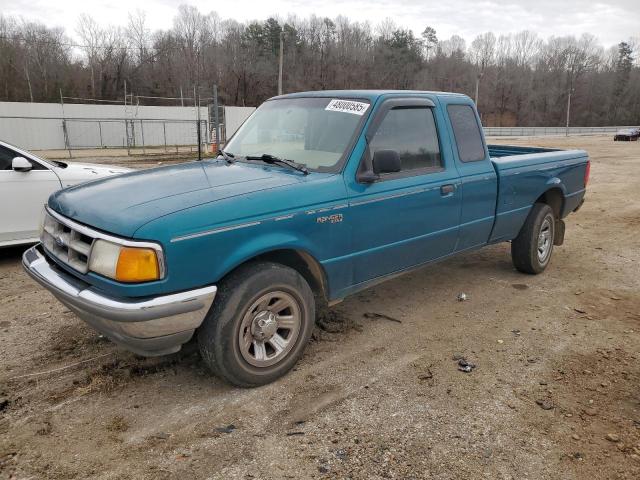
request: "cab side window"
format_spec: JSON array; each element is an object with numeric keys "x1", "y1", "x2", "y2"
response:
[
  {"x1": 369, "y1": 107, "x2": 442, "y2": 173},
  {"x1": 447, "y1": 105, "x2": 486, "y2": 162}
]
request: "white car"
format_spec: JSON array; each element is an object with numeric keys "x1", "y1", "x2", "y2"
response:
[{"x1": 0, "y1": 140, "x2": 131, "y2": 247}]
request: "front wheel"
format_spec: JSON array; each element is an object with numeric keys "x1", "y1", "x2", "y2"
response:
[
  {"x1": 511, "y1": 203, "x2": 556, "y2": 274},
  {"x1": 197, "y1": 262, "x2": 315, "y2": 387}
]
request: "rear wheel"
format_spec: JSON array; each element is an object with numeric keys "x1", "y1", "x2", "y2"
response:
[
  {"x1": 197, "y1": 262, "x2": 315, "y2": 387},
  {"x1": 511, "y1": 203, "x2": 555, "y2": 274}
]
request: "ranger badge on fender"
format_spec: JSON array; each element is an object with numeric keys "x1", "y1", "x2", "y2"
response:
[{"x1": 316, "y1": 213, "x2": 343, "y2": 224}]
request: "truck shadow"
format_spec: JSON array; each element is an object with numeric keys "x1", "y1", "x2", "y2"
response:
[{"x1": 0, "y1": 243, "x2": 33, "y2": 266}]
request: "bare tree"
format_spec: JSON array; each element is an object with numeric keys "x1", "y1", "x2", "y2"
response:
[
  {"x1": 127, "y1": 10, "x2": 150, "y2": 65},
  {"x1": 470, "y1": 32, "x2": 496, "y2": 107},
  {"x1": 1, "y1": 9, "x2": 639, "y2": 127},
  {"x1": 438, "y1": 35, "x2": 466, "y2": 57},
  {"x1": 76, "y1": 14, "x2": 104, "y2": 97},
  {"x1": 421, "y1": 26, "x2": 438, "y2": 60}
]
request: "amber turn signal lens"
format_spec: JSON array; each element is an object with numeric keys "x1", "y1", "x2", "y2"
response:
[{"x1": 115, "y1": 247, "x2": 160, "y2": 282}]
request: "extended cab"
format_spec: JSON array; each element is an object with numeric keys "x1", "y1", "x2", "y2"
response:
[{"x1": 23, "y1": 91, "x2": 589, "y2": 386}]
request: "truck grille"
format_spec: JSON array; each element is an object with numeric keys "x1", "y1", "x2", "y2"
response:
[{"x1": 41, "y1": 210, "x2": 94, "y2": 274}]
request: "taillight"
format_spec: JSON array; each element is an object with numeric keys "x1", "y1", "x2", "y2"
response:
[{"x1": 584, "y1": 160, "x2": 590, "y2": 187}]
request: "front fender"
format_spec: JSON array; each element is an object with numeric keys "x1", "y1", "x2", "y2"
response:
[
  {"x1": 212, "y1": 230, "x2": 321, "y2": 280},
  {"x1": 152, "y1": 206, "x2": 349, "y2": 299}
]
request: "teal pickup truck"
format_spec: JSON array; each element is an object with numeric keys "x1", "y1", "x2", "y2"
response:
[{"x1": 23, "y1": 90, "x2": 589, "y2": 386}]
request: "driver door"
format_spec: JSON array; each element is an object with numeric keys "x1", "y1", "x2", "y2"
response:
[
  {"x1": 0, "y1": 145, "x2": 61, "y2": 244},
  {"x1": 345, "y1": 97, "x2": 462, "y2": 285}
]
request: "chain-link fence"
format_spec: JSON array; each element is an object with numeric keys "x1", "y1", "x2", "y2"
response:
[
  {"x1": 484, "y1": 126, "x2": 635, "y2": 137},
  {"x1": 0, "y1": 101, "x2": 244, "y2": 156},
  {"x1": 63, "y1": 118, "x2": 209, "y2": 154}
]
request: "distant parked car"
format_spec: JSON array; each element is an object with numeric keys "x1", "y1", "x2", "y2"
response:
[
  {"x1": 613, "y1": 128, "x2": 640, "y2": 141},
  {"x1": 0, "y1": 140, "x2": 130, "y2": 247}
]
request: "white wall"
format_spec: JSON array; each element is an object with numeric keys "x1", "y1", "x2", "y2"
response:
[
  {"x1": 223, "y1": 106, "x2": 255, "y2": 140},
  {"x1": 0, "y1": 102, "x2": 253, "y2": 151},
  {"x1": 0, "y1": 102, "x2": 209, "y2": 120},
  {"x1": 0, "y1": 102, "x2": 67, "y2": 150}
]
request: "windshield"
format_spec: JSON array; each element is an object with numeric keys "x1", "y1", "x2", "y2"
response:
[{"x1": 224, "y1": 97, "x2": 370, "y2": 172}]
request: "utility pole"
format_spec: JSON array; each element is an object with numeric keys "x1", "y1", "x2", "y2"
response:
[
  {"x1": 60, "y1": 88, "x2": 72, "y2": 159},
  {"x1": 565, "y1": 89, "x2": 572, "y2": 137},
  {"x1": 195, "y1": 86, "x2": 202, "y2": 161},
  {"x1": 474, "y1": 72, "x2": 483, "y2": 107},
  {"x1": 213, "y1": 84, "x2": 220, "y2": 153},
  {"x1": 124, "y1": 80, "x2": 130, "y2": 155},
  {"x1": 278, "y1": 29, "x2": 284, "y2": 95}
]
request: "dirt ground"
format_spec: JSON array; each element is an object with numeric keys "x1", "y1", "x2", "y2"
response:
[{"x1": 1, "y1": 135, "x2": 639, "y2": 479}]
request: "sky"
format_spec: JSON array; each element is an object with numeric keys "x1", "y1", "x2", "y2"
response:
[{"x1": 5, "y1": 0, "x2": 640, "y2": 47}]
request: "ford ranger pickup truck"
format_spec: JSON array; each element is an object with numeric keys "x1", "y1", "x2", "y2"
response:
[{"x1": 23, "y1": 90, "x2": 589, "y2": 386}]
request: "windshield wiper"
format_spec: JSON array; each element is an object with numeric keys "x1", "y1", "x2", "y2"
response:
[
  {"x1": 244, "y1": 154, "x2": 309, "y2": 175},
  {"x1": 218, "y1": 150, "x2": 235, "y2": 164}
]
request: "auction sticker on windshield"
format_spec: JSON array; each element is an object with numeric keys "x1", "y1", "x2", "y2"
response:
[{"x1": 325, "y1": 99, "x2": 370, "y2": 115}]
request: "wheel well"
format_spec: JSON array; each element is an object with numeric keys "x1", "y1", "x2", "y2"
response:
[
  {"x1": 239, "y1": 249, "x2": 329, "y2": 304},
  {"x1": 535, "y1": 188, "x2": 564, "y2": 218}
]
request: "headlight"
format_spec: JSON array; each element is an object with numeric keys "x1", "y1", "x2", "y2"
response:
[{"x1": 89, "y1": 239, "x2": 161, "y2": 283}]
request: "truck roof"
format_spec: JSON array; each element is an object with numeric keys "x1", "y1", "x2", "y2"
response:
[{"x1": 272, "y1": 90, "x2": 470, "y2": 102}]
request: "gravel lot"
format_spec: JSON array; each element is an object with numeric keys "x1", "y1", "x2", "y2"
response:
[{"x1": 1, "y1": 136, "x2": 638, "y2": 479}]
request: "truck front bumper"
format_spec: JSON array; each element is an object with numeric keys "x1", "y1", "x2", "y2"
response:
[{"x1": 22, "y1": 244, "x2": 217, "y2": 357}]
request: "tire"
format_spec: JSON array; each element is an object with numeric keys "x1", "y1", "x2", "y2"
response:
[
  {"x1": 511, "y1": 203, "x2": 556, "y2": 274},
  {"x1": 197, "y1": 261, "x2": 315, "y2": 387}
]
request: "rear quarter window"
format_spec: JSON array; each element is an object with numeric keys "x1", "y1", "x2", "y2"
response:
[{"x1": 447, "y1": 105, "x2": 486, "y2": 162}]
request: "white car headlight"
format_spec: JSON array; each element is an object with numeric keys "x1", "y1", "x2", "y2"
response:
[
  {"x1": 89, "y1": 239, "x2": 162, "y2": 283},
  {"x1": 89, "y1": 240, "x2": 122, "y2": 278}
]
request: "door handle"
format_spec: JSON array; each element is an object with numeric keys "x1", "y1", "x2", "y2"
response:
[{"x1": 441, "y1": 184, "x2": 455, "y2": 196}]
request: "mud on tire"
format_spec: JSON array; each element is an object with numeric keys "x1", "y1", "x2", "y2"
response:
[{"x1": 197, "y1": 261, "x2": 315, "y2": 387}]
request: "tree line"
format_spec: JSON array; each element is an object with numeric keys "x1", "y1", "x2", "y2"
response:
[{"x1": 1, "y1": 6, "x2": 638, "y2": 126}]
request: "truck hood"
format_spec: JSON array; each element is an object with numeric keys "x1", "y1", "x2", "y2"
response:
[{"x1": 48, "y1": 160, "x2": 310, "y2": 237}]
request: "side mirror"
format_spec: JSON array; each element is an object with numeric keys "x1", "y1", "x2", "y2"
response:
[
  {"x1": 372, "y1": 149, "x2": 401, "y2": 174},
  {"x1": 12, "y1": 157, "x2": 32, "y2": 172}
]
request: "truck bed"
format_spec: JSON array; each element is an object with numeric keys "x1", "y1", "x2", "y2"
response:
[
  {"x1": 487, "y1": 145, "x2": 589, "y2": 243},
  {"x1": 488, "y1": 144, "x2": 559, "y2": 158}
]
